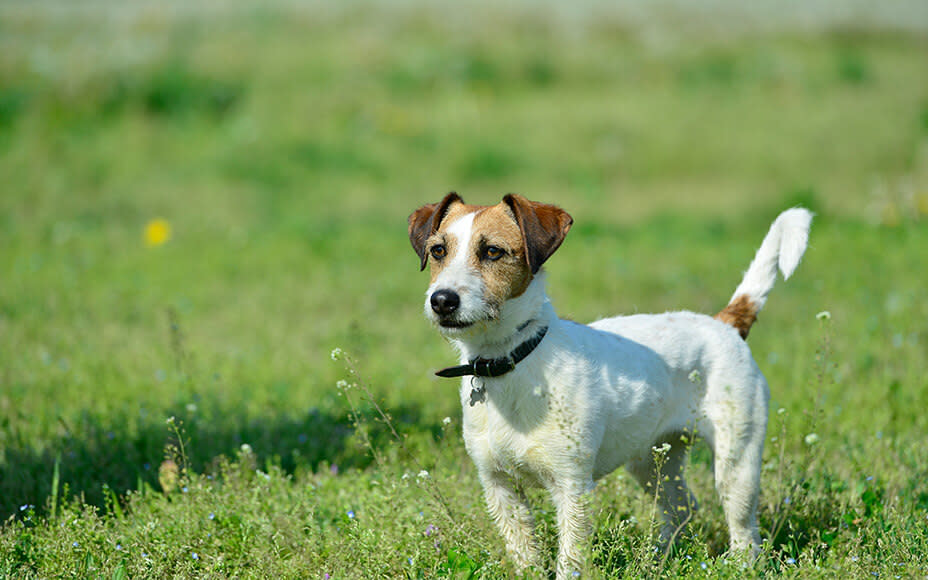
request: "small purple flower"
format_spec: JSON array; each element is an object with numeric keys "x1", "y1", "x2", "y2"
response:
[
  {"x1": 424, "y1": 524, "x2": 437, "y2": 536},
  {"x1": 330, "y1": 464, "x2": 339, "y2": 476},
  {"x1": 116, "y1": 543, "x2": 122, "y2": 551},
  {"x1": 324, "y1": 575, "x2": 330, "y2": 580},
  {"x1": 208, "y1": 512, "x2": 215, "y2": 520},
  {"x1": 786, "y1": 557, "x2": 796, "y2": 565},
  {"x1": 73, "y1": 542, "x2": 79, "y2": 548},
  {"x1": 192, "y1": 552, "x2": 199, "y2": 561},
  {"x1": 347, "y1": 510, "x2": 355, "y2": 519}
]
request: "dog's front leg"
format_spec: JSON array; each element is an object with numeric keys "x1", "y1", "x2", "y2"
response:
[
  {"x1": 552, "y1": 485, "x2": 591, "y2": 579},
  {"x1": 479, "y1": 470, "x2": 540, "y2": 572}
]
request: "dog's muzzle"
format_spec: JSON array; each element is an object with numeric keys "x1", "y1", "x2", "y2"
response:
[{"x1": 430, "y1": 289, "x2": 475, "y2": 328}]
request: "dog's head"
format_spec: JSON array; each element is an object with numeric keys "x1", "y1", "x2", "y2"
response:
[{"x1": 408, "y1": 193, "x2": 572, "y2": 335}]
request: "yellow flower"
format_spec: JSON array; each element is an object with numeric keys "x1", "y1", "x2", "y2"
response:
[
  {"x1": 144, "y1": 219, "x2": 172, "y2": 247},
  {"x1": 916, "y1": 192, "x2": 928, "y2": 217}
]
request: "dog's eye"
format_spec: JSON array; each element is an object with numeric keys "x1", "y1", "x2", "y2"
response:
[
  {"x1": 430, "y1": 244, "x2": 447, "y2": 260},
  {"x1": 483, "y1": 246, "x2": 505, "y2": 261}
]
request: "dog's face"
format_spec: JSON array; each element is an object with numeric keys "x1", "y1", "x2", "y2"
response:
[{"x1": 408, "y1": 193, "x2": 573, "y2": 335}]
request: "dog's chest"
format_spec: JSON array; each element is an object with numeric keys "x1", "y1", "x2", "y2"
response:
[{"x1": 462, "y1": 388, "x2": 577, "y2": 485}]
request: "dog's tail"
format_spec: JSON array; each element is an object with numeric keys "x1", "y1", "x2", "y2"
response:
[{"x1": 715, "y1": 208, "x2": 813, "y2": 339}]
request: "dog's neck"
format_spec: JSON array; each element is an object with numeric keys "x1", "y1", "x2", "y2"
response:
[{"x1": 447, "y1": 273, "x2": 557, "y2": 362}]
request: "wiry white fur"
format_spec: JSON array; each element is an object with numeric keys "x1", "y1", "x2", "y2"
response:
[
  {"x1": 424, "y1": 208, "x2": 811, "y2": 579},
  {"x1": 730, "y1": 208, "x2": 813, "y2": 309}
]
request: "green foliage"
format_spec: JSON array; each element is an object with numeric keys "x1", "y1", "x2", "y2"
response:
[
  {"x1": 456, "y1": 146, "x2": 524, "y2": 182},
  {"x1": 0, "y1": 89, "x2": 28, "y2": 128},
  {"x1": 137, "y1": 63, "x2": 242, "y2": 119},
  {"x1": 836, "y1": 50, "x2": 870, "y2": 85},
  {"x1": 1, "y1": 1, "x2": 928, "y2": 578}
]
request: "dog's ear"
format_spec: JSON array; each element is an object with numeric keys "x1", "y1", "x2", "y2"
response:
[
  {"x1": 503, "y1": 193, "x2": 573, "y2": 275},
  {"x1": 408, "y1": 192, "x2": 463, "y2": 271}
]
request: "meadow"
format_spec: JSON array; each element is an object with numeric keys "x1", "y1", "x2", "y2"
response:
[{"x1": 1, "y1": 1, "x2": 927, "y2": 577}]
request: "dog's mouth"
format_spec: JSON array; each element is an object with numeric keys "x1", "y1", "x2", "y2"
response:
[
  {"x1": 437, "y1": 318, "x2": 475, "y2": 329},
  {"x1": 432, "y1": 304, "x2": 501, "y2": 332}
]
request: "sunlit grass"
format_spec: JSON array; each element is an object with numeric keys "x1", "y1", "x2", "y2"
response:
[{"x1": 1, "y1": 1, "x2": 927, "y2": 577}]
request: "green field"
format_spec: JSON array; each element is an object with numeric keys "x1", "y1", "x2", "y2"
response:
[{"x1": 2, "y1": 2, "x2": 928, "y2": 577}]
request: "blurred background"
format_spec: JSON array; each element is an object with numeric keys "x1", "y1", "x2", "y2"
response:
[{"x1": 1, "y1": 0, "x2": 927, "y2": 518}]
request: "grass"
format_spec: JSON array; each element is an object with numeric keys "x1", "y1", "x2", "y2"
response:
[{"x1": 1, "y1": 1, "x2": 928, "y2": 577}]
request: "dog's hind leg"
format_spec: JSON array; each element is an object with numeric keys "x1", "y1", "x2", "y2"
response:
[
  {"x1": 479, "y1": 470, "x2": 540, "y2": 573},
  {"x1": 702, "y1": 380, "x2": 768, "y2": 556},
  {"x1": 627, "y1": 436, "x2": 698, "y2": 552}
]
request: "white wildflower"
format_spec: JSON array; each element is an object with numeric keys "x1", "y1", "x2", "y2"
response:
[
  {"x1": 804, "y1": 433, "x2": 820, "y2": 446},
  {"x1": 442, "y1": 417, "x2": 452, "y2": 426},
  {"x1": 417, "y1": 470, "x2": 430, "y2": 479},
  {"x1": 816, "y1": 311, "x2": 831, "y2": 321},
  {"x1": 652, "y1": 442, "x2": 672, "y2": 455},
  {"x1": 330, "y1": 347, "x2": 343, "y2": 361}
]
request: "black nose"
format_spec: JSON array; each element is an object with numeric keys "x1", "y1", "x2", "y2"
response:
[{"x1": 430, "y1": 290, "x2": 460, "y2": 315}]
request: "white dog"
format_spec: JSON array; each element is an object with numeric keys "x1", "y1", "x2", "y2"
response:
[{"x1": 408, "y1": 193, "x2": 811, "y2": 578}]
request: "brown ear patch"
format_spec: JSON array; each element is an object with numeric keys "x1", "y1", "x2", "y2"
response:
[
  {"x1": 408, "y1": 192, "x2": 463, "y2": 270},
  {"x1": 502, "y1": 193, "x2": 573, "y2": 274},
  {"x1": 715, "y1": 294, "x2": 758, "y2": 339}
]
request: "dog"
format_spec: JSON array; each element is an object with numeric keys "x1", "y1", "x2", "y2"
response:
[{"x1": 408, "y1": 193, "x2": 811, "y2": 578}]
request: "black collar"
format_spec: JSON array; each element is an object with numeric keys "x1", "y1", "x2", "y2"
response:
[{"x1": 435, "y1": 325, "x2": 548, "y2": 379}]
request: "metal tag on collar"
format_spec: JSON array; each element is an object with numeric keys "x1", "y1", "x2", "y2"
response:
[{"x1": 469, "y1": 376, "x2": 486, "y2": 406}]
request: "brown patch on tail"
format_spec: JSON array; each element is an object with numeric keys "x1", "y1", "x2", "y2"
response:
[{"x1": 715, "y1": 294, "x2": 758, "y2": 339}]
